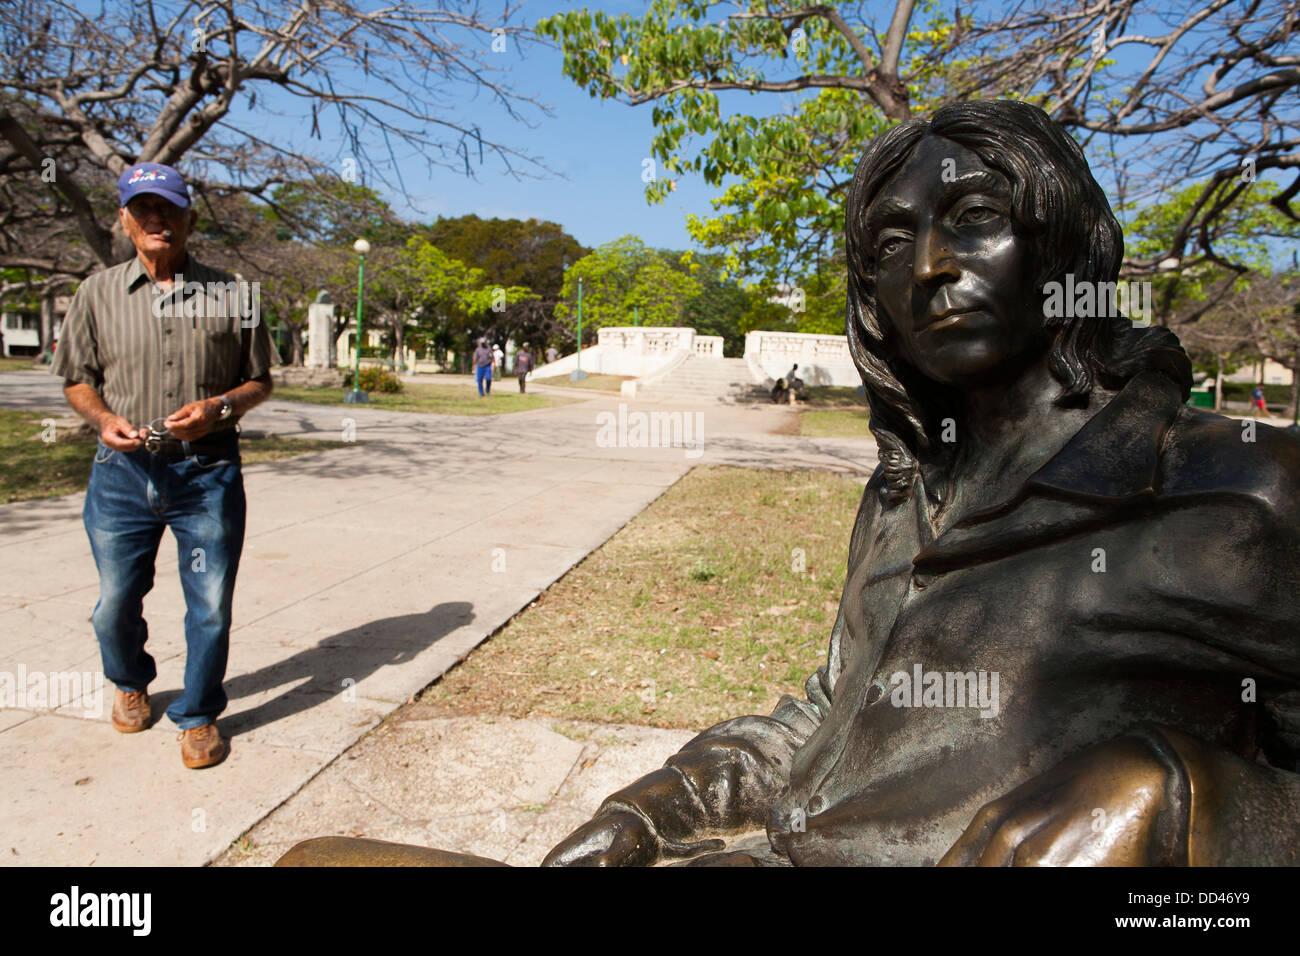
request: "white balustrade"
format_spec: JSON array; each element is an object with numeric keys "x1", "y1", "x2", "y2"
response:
[
  {"x1": 744, "y1": 330, "x2": 860, "y2": 387},
  {"x1": 693, "y1": 336, "x2": 723, "y2": 358}
]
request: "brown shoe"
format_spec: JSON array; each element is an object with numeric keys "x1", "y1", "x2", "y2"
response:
[
  {"x1": 178, "y1": 723, "x2": 228, "y2": 769},
  {"x1": 111, "y1": 689, "x2": 152, "y2": 733}
]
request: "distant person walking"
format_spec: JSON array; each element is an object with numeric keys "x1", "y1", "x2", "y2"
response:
[
  {"x1": 1252, "y1": 385, "x2": 1268, "y2": 417},
  {"x1": 473, "y1": 338, "x2": 494, "y2": 396},
  {"x1": 492, "y1": 343, "x2": 504, "y2": 374},
  {"x1": 515, "y1": 343, "x2": 534, "y2": 393},
  {"x1": 545, "y1": 345, "x2": 558, "y2": 365}
]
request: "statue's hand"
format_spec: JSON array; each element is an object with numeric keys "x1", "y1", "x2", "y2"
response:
[
  {"x1": 542, "y1": 808, "x2": 727, "y2": 867},
  {"x1": 938, "y1": 734, "x2": 1183, "y2": 866},
  {"x1": 542, "y1": 809, "x2": 663, "y2": 867}
]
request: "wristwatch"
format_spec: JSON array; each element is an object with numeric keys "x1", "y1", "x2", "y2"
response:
[{"x1": 217, "y1": 395, "x2": 234, "y2": 420}]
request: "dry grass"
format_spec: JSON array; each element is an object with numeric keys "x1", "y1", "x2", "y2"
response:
[
  {"x1": 799, "y1": 408, "x2": 872, "y2": 439},
  {"x1": 419, "y1": 465, "x2": 865, "y2": 730},
  {"x1": 532, "y1": 373, "x2": 630, "y2": 391},
  {"x1": 273, "y1": 381, "x2": 576, "y2": 415}
]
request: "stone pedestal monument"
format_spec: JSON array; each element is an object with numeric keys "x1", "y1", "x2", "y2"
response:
[{"x1": 305, "y1": 291, "x2": 336, "y2": 369}]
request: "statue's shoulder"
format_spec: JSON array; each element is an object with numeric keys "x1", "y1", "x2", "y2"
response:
[
  {"x1": 845, "y1": 466, "x2": 888, "y2": 559},
  {"x1": 1160, "y1": 406, "x2": 1300, "y2": 524}
]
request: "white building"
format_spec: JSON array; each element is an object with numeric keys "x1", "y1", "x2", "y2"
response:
[
  {"x1": 1, "y1": 295, "x2": 69, "y2": 357},
  {"x1": 1222, "y1": 358, "x2": 1294, "y2": 386}
]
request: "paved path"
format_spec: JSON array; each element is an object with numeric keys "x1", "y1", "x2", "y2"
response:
[{"x1": 0, "y1": 369, "x2": 877, "y2": 866}]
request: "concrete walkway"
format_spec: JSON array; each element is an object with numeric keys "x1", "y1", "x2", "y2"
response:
[{"x1": 0, "y1": 369, "x2": 878, "y2": 866}]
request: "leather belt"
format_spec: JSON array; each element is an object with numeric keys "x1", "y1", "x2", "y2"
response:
[{"x1": 144, "y1": 431, "x2": 238, "y2": 461}]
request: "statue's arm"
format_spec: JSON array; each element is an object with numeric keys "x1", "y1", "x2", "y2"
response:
[
  {"x1": 544, "y1": 476, "x2": 881, "y2": 865},
  {"x1": 938, "y1": 722, "x2": 1300, "y2": 866},
  {"x1": 599, "y1": 619, "x2": 839, "y2": 847},
  {"x1": 1157, "y1": 725, "x2": 1300, "y2": 866},
  {"x1": 540, "y1": 616, "x2": 842, "y2": 866},
  {"x1": 943, "y1": 448, "x2": 1300, "y2": 867}
]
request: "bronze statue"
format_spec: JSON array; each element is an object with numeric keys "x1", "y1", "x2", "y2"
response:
[{"x1": 281, "y1": 100, "x2": 1300, "y2": 868}]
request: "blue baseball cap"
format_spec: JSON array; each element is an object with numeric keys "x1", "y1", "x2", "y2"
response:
[{"x1": 118, "y1": 162, "x2": 191, "y2": 209}]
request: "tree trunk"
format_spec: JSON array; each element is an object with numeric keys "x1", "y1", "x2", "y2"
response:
[
  {"x1": 1214, "y1": 353, "x2": 1223, "y2": 411},
  {"x1": 39, "y1": 288, "x2": 56, "y2": 357},
  {"x1": 1291, "y1": 352, "x2": 1299, "y2": 425},
  {"x1": 289, "y1": 326, "x2": 305, "y2": 366},
  {"x1": 393, "y1": 319, "x2": 406, "y2": 372}
]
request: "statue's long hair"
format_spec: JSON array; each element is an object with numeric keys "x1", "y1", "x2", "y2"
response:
[{"x1": 844, "y1": 100, "x2": 1192, "y2": 503}]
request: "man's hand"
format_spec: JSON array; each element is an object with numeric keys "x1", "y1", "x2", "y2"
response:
[
  {"x1": 938, "y1": 734, "x2": 1183, "y2": 866},
  {"x1": 163, "y1": 397, "x2": 221, "y2": 441},
  {"x1": 100, "y1": 415, "x2": 145, "y2": 451},
  {"x1": 542, "y1": 809, "x2": 664, "y2": 867}
]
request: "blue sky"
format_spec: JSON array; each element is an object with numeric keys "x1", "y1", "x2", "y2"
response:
[
  {"x1": 222, "y1": 0, "x2": 734, "y2": 254},
  {"x1": 205, "y1": 0, "x2": 1288, "y2": 261}
]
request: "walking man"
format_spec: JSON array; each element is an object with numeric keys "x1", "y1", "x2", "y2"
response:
[
  {"x1": 515, "y1": 342, "x2": 534, "y2": 393},
  {"x1": 53, "y1": 162, "x2": 276, "y2": 768},
  {"x1": 473, "y1": 337, "x2": 494, "y2": 396},
  {"x1": 1251, "y1": 384, "x2": 1268, "y2": 418}
]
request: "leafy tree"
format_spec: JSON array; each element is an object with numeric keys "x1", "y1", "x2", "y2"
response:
[
  {"x1": 1125, "y1": 181, "x2": 1300, "y2": 325},
  {"x1": 681, "y1": 251, "x2": 750, "y2": 354},
  {"x1": 426, "y1": 214, "x2": 586, "y2": 300},
  {"x1": 267, "y1": 179, "x2": 411, "y2": 248},
  {"x1": 537, "y1": 0, "x2": 1300, "y2": 287},
  {"x1": 0, "y1": 0, "x2": 549, "y2": 286},
  {"x1": 1177, "y1": 272, "x2": 1300, "y2": 417},
  {"x1": 625, "y1": 256, "x2": 702, "y2": 328},
  {"x1": 425, "y1": 214, "x2": 586, "y2": 356},
  {"x1": 555, "y1": 235, "x2": 700, "y2": 340}
]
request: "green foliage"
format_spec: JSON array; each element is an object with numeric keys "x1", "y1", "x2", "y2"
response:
[
  {"x1": 343, "y1": 366, "x2": 404, "y2": 393},
  {"x1": 1220, "y1": 381, "x2": 1292, "y2": 404},
  {"x1": 536, "y1": 0, "x2": 967, "y2": 285},
  {"x1": 682, "y1": 252, "x2": 752, "y2": 355},
  {"x1": 1125, "y1": 181, "x2": 1300, "y2": 322},
  {"x1": 425, "y1": 214, "x2": 587, "y2": 303},
  {"x1": 556, "y1": 235, "x2": 701, "y2": 335},
  {"x1": 267, "y1": 178, "x2": 409, "y2": 246}
]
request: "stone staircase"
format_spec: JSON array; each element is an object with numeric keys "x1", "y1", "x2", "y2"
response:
[{"x1": 635, "y1": 355, "x2": 768, "y2": 404}]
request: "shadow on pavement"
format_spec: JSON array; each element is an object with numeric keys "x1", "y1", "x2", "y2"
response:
[{"x1": 154, "y1": 600, "x2": 476, "y2": 736}]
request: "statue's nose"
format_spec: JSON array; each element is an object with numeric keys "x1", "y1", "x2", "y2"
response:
[{"x1": 913, "y1": 224, "x2": 958, "y2": 289}]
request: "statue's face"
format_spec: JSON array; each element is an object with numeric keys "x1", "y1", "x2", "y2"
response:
[{"x1": 866, "y1": 134, "x2": 1049, "y2": 388}]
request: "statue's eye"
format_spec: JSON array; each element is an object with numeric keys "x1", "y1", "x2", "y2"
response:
[
  {"x1": 955, "y1": 204, "x2": 999, "y2": 226},
  {"x1": 878, "y1": 235, "x2": 907, "y2": 258}
]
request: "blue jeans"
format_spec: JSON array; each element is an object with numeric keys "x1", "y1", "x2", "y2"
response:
[
  {"x1": 475, "y1": 364, "x2": 492, "y2": 395},
  {"x1": 82, "y1": 436, "x2": 246, "y2": 729}
]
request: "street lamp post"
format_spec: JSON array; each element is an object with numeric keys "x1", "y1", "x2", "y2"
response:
[
  {"x1": 345, "y1": 238, "x2": 371, "y2": 404},
  {"x1": 571, "y1": 275, "x2": 586, "y2": 381}
]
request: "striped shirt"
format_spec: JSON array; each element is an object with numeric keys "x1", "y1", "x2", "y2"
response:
[{"x1": 52, "y1": 255, "x2": 277, "y2": 431}]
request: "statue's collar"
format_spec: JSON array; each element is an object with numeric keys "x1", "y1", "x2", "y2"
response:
[
  {"x1": 1024, "y1": 371, "x2": 1184, "y2": 503},
  {"x1": 911, "y1": 372, "x2": 1185, "y2": 574}
]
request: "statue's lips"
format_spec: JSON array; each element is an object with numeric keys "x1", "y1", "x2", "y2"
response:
[{"x1": 918, "y1": 309, "x2": 984, "y2": 333}]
